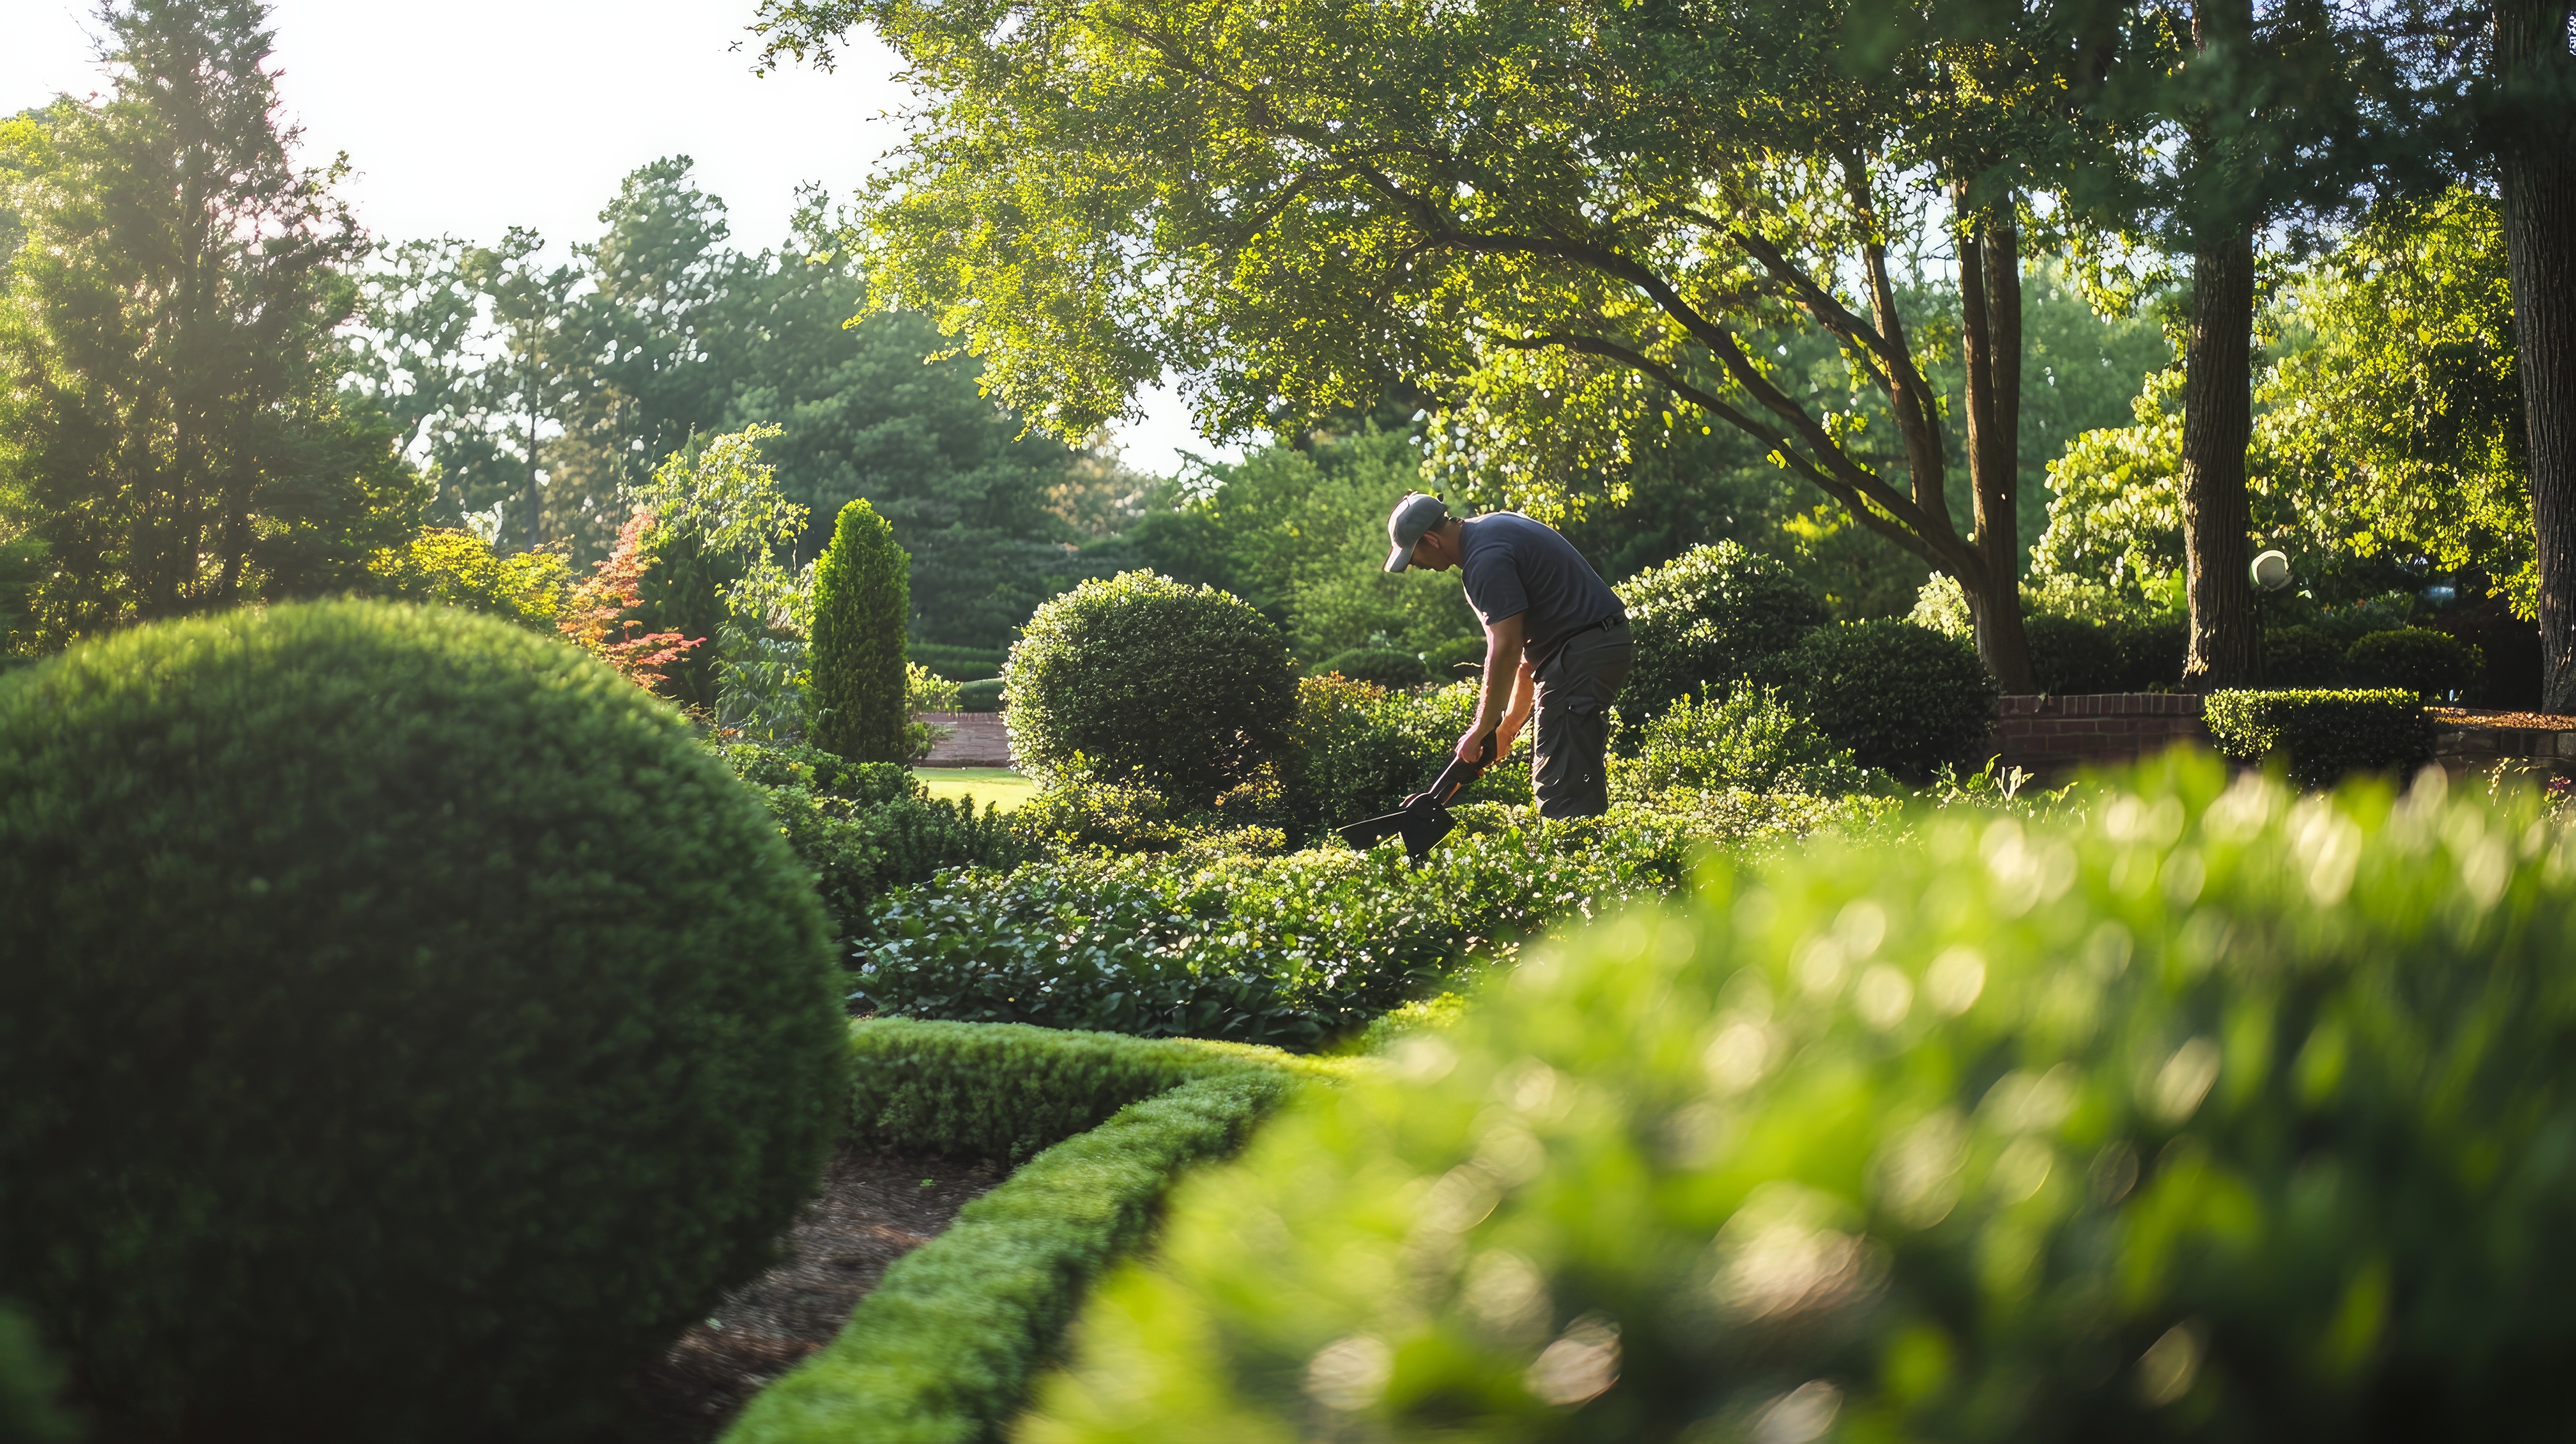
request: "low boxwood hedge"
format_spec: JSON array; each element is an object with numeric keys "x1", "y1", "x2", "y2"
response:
[
  {"x1": 1020, "y1": 757, "x2": 2576, "y2": 1441},
  {"x1": 2204, "y1": 687, "x2": 2436, "y2": 787},
  {"x1": 724, "y1": 1020, "x2": 1344, "y2": 1444}
]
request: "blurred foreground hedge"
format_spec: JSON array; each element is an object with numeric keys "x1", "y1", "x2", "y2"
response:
[{"x1": 1023, "y1": 757, "x2": 2576, "y2": 1442}]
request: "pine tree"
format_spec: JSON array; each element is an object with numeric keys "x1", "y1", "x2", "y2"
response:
[
  {"x1": 807, "y1": 498, "x2": 909, "y2": 762},
  {"x1": 0, "y1": 0, "x2": 413, "y2": 650}
]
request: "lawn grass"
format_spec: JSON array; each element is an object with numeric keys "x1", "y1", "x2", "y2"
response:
[{"x1": 913, "y1": 766, "x2": 1035, "y2": 812}]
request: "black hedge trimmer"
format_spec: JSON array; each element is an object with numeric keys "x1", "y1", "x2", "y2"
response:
[{"x1": 1337, "y1": 731, "x2": 1495, "y2": 859}]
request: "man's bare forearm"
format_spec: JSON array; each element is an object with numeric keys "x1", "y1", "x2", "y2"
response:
[{"x1": 1472, "y1": 615, "x2": 1526, "y2": 735}]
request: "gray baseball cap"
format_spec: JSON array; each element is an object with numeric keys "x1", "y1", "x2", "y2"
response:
[{"x1": 1384, "y1": 492, "x2": 1451, "y2": 573}]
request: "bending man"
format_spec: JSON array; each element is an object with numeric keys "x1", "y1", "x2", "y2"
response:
[{"x1": 1384, "y1": 493, "x2": 1632, "y2": 818}]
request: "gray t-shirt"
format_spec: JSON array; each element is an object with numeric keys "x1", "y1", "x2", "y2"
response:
[{"x1": 1457, "y1": 512, "x2": 1624, "y2": 658}]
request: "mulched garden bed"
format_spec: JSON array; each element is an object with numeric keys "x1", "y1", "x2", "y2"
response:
[{"x1": 599, "y1": 1144, "x2": 1006, "y2": 1442}]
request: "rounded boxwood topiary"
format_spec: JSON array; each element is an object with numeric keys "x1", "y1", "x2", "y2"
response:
[
  {"x1": 1024, "y1": 758, "x2": 2576, "y2": 1442},
  {"x1": 1005, "y1": 571, "x2": 1297, "y2": 807},
  {"x1": 1774, "y1": 618, "x2": 1999, "y2": 778},
  {"x1": 2263, "y1": 623, "x2": 2346, "y2": 687},
  {"x1": 2345, "y1": 626, "x2": 2483, "y2": 701},
  {"x1": 0, "y1": 600, "x2": 847, "y2": 1440},
  {"x1": 1315, "y1": 646, "x2": 1431, "y2": 691},
  {"x1": 1614, "y1": 542, "x2": 1826, "y2": 726}
]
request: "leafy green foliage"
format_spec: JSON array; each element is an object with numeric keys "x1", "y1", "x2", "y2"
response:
[
  {"x1": 631, "y1": 425, "x2": 815, "y2": 740},
  {"x1": 2343, "y1": 627, "x2": 2483, "y2": 701},
  {"x1": 0, "y1": 600, "x2": 846, "y2": 1439},
  {"x1": 956, "y1": 677, "x2": 1005, "y2": 711},
  {"x1": 851, "y1": 821, "x2": 1700, "y2": 1049},
  {"x1": 361, "y1": 526, "x2": 571, "y2": 632},
  {"x1": 2023, "y1": 613, "x2": 2124, "y2": 695},
  {"x1": 809, "y1": 498, "x2": 911, "y2": 762},
  {"x1": 2263, "y1": 623, "x2": 2347, "y2": 686},
  {"x1": 730, "y1": 1021, "x2": 1334, "y2": 1444},
  {"x1": 1315, "y1": 646, "x2": 1430, "y2": 691},
  {"x1": 911, "y1": 642, "x2": 1006, "y2": 681},
  {"x1": 1778, "y1": 621, "x2": 2001, "y2": 779},
  {"x1": 1006, "y1": 571, "x2": 1297, "y2": 808},
  {"x1": 1281, "y1": 674, "x2": 1439, "y2": 844},
  {"x1": 1023, "y1": 759, "x2": 2576, "y2": 1442},
  {"x1": 1610, "y1": 684, "x2": 1873, "y2": 803},
  {"x1": 0, "y1": 1303, "x2": 75, "y2": 1444},
  {"x1": 2204, "y1": 687, "x2": 2438, "y2": 787},
  {"x1": 0, "y1": 3, "x2": 419, "y2": 650},
  {"x1": 719, "y1": 741, "x2": 1025, "y2": 937},
  {"x1": 1615, "y1": 543, "x2": 1826, "y2": 728}
]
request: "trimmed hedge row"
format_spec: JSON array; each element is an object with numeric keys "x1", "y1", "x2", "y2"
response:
[
  {"x1": 1020, "y1": 757, "x2": 2576, "y2": 1441},
  {"x1": 724, "y1": 1021, "x2": 1342, "y2": 1444},
  {"x1": 849, "y1": 814, "x2": 1703, "y2": 1048},
  {"x1": 2204, "y1": 687, "x2": 2436, "y2": 787}
]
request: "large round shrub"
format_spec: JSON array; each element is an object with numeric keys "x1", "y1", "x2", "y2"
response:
[
  {"x1": 2263, "y1": 623, "x2": 2346, "y2": 687},
  {"x1": 1024, "y1": 759, "x2": 2576, "y2": 1442},
  {"x1": 1775, "y1": 618, "x2": 1999, "y2": 778},
  {"x1": 2345, "y1": 626, "x2": 2483, "y2": 701},
  {"x1": 0, "y1": 601, "x2": 847, "y2": 1439},
  {"x1": 1614, "y1": 542, "x2": 1826, "y2": 726},
  {"x1": 1005, "y1": 571, "x2": 1297, "y2": 807}
]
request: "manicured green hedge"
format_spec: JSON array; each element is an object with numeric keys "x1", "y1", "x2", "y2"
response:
[
  {"x1": 721, "y1": 741, "x2": 1025, "y2": 935},
  {"x1": 955, "y1": 676, "x2": 1007, "y2": 711},
  {"x1": 1778, "y1": 618, "x2": 1999, "y2": 778},
  {"x1": 2344, "y1": 626, "x2": 2483, "y2": 701},
  {"x1": 851, "y1": 817, "x2": 1701, "y2": 1048},
  {"x1": 1020, "y1": 757, "x2": 2576, "y2": 1441},
  {"x1": 2204, "y1": 687, "x2": 2436, "y2": 787},
  {"x1": 724, "y1": 1021, "x2": 1341, "y2": 1444},
  {"x1": 0, "y1": 1303, "x2": 74, "y2": 1444},
  {"x1": 1314, "y1": 645, "x2": 1431, "y2": 691},
  {"x1": 1614, "y1": 541, "x2": 1824, "y2": 727},
  {"x1": 0, "y1": 601, "x2": 847, "y2": 1440}
]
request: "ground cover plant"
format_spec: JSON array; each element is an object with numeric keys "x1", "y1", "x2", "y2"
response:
[
  {"x1": 724, "y1": 1020, "x2": 1347, "y2": 1444},
  {"x1": 0, "y1": 601, "x2": 849, "y2": 1440},
  {"x1": 1021, "y1": 757, "x2": 2576, "y2": 1441}
]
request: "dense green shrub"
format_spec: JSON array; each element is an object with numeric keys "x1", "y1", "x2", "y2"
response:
[
  {"x1": 2345, "y1": 626, "x2": 2483, "y2": 700},
  {"x1": 732, "y1": 1022, "x2": 1338, "y2": 1444},
  {"x1": 362, "y1": 526, "x2": 571, "y2": 632},
  {"x1": 720, "y1": 741, "x2": 1025, "y2": 934},
  {"x1": 635, "y1": 515, "x2": 736, "y2": 712},
  {"x1": 1615, "y1": 542, "x2": 1825, "y2": 725},
  {"x1": 2204, "y1": 687, "x2": 2437, "y2": 787},
  {"x1": 0, "y1": 601, "x2": 847, "y2": 1440},
  {"x1": 1282, "y1": 674, "x2": 1439, "y2": 843},
  {"x1": 1776, "y1": 619, "x2": 1999, "y2": 779},
  {"x1": 1610, "y1": 683, "x2": 1873, "y2": 802},
  {"x1": 2105, "y1": 612, "x2": 2187, "y2": 691},
  {"x1": 956, "y1": 676, "x2": 1006, "y2": 711},
  {"x1": 851, "y1": 820, "x2": 1699, "y2": 1048},
  {"x1": 1373, "y1": 679, "x2": 1537, "y2": 807},
  {"x1": 1006, "y1": 761, "x2": 1288, "y2": 857},
  {"x1": 1024, "y1": 759, "x2": 2576, "y2": 1443},
  {"x1": 1006, "y1": 571, "x2": 1297, "y2": 806},
  {"x1": 1425, "y1": 634, "x2": 1490, "y2": 680},
  {"x1": 809, "y1": 498, "x2": 912, "y2": 762},
  {"x1": 0, "y1": 1304, "x2": 75, "y2": 1444},
  {"x1": 2263, "y1": 623, "x2": 2346, "y2": 686},
  {"x1": 1315, "y1": 645, "x2": 1431, "y2": 690},
  {"x1": 2024, "y1": 613, "x2": 2123, "y2": 695}
]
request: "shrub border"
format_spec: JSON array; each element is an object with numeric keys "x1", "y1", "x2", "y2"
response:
[{"x1": 721, "y1": 1020, "x2": 1343, "y2": 1444}]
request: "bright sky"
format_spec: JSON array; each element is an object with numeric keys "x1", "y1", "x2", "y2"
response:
[{"x1": 0, "y1": 0, "x2": 1225, "y2": 474}]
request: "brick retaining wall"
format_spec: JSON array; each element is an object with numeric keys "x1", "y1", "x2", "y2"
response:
[
  {"x1": 1990, "y1": 693, "x2": 2209, "y2": 777},
  {"x1": 918, "y1": 711, "x2": 1011, "y2": 767}
]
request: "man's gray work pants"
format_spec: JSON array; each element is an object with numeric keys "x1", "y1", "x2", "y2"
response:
[{"x1": 1530, "y1": 620, "x2": 1632, "y2": 818}]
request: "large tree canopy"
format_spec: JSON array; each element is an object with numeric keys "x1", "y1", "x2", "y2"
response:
[{"x1": 758, "y1": 0, "x2": 2157, "y2": 690}]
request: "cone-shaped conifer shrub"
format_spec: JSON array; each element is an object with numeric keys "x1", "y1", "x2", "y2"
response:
[
  {"x1": 0, "y1": 601, "x2": 845, "y2": 1440},
  {"x1": 809, "y1": 497, "x2": 912, "y2": 762}
]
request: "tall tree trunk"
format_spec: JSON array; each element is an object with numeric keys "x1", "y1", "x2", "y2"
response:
[
  {"x1": 2497, "y1": 0, "x2": 2576, "y2": 711},
  {"x1": 2176, "y1": 0, "x2": 2261, "y2": 693},
  {"x1": 1958, "y1": 196, "x2": 2038, "y2": 692},
  {"x1": 2177, "y1": 223, "x2": 2259, "y2": 691}
]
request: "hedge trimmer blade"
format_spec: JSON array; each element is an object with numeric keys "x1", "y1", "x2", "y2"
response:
[{"x1": 1338, "y1": 732, "x2": 1494, "y2": 859}]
